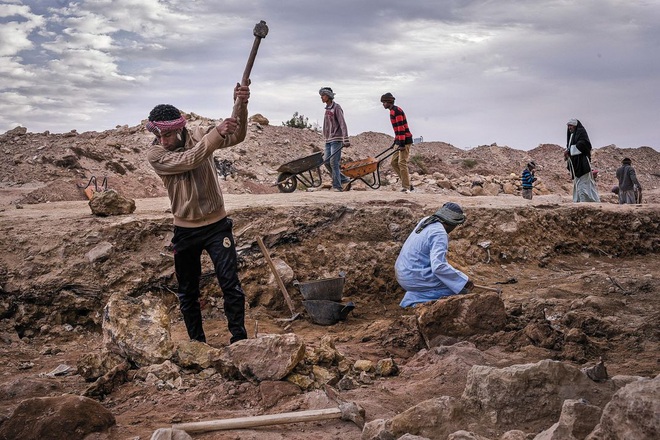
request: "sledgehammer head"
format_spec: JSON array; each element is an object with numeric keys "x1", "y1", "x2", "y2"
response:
[
  {"x1": 339, "y1": 401, "x2": 366, "y2": 429},
  {"x1": 253, "y1": 20, "x2": 269, "y2": 39}
]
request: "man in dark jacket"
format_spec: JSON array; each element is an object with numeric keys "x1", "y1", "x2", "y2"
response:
[
  {"x1": 616, "y1": 158, "x2": 642, "y2": 204},
  {"x1": 564, "y1": 119, "x2": 600, "y2": 202}
]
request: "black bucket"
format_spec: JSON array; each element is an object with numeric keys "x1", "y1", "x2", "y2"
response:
[
  {"x1": 302, "y1": 300, "x2": 355, "y2": 326},
  {"x1": 294, "y1": 276, "x2": 345, "y2": 301}
]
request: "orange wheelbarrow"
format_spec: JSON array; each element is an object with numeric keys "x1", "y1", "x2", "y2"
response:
[{"x1": 340, "y1": 144, "x2": 398, "y2": 190}]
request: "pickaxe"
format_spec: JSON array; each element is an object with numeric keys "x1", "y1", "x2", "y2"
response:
[
  {"x1": 171, "y1": 400, "x2": 365, "y2": 433},
  {"x1": 231, "y1": 20, "x2": 268, "y2": 119}
]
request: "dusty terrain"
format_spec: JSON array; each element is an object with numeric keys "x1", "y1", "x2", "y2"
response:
[{"x1": 0, "y1": 119, "x2": 658, "y2": 439}]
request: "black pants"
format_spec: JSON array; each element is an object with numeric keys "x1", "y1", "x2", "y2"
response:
[{"x1": 172, "y1": 217, "x2": 247, "y2": 344}]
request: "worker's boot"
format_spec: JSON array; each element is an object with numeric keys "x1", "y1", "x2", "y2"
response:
[{"x1": 181, "y1": 310, "x2": 206, "y2": 343}]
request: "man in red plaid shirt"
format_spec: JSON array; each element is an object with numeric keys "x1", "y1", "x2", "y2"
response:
[{"x1": 381, "y1": 93, "x2": 414, "y2": 192}]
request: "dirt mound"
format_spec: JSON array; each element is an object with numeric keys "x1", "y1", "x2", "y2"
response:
[
  {"x1": 1, "y1": 120, "x2": 658, "y2": 206},
  {"x1": 0, "y1": 120, "x2": 658, "y2": 439}
]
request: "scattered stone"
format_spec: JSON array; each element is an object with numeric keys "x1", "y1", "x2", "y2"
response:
[
  {"x1": 447, "y1": 431, "x2": 491, "y2": 440},
  {"x1": 533, "y1": 398, "x2": 602, "y2": 440},
  {"x1": 361, "y1": 418, "x2": 395, "y2": 440},
  {"x1": 83, "y1": 361, "x2": 130, "y2": 398},
  {"x1": 286, "y1": 372, "x2": 315, "y2": 390},
  {"x1": 581, "y1": 358, "x2": 608, "y2": 382},
  {"x1": 77, "y1": 350, "x2": 126, "y2": 382},
  {"x1": 89, "y1": 189, "x2": 136, "y2": 216},
  {"x1": 135, "y1": 360, "x2": 181, "y2": 383},
  {"x1": 376, "y1": 358, "x2": 399, "y2": 377},
  {"x1": 249, "y1": 114, "x2": 269, "y2": 125},
  {"x1": 174, "y1": 340, "x2": 213, "y2": 370},
  {"x1": 150, "y1": 428, "x2": 193, "y2": 440},
  {"x1": 259, "y1": 380, "x2": 301, "y2": 408},
  {"x1": 85, "y1": 241, "x2": 113, "y2": 263},
  {"x1": 388, "y1": 396, "x2": 466, "y2": 440},
  {"x1": 354, "y1": 360, "x2": 374, "y2": 372},
  {"x1": 337, "y1": 374, "x2": 359, "y2": 391},
  {"x1": 226, "y1": 333, "x2": 305, "y2": 382}
]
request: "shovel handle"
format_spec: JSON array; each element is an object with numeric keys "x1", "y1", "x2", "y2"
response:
[
  {"x1": 473, "y1": 284, "x2": 502, "y2": 293},
  {"x1": 257, "y1": 237, "x2": 297, "y2": 316}
]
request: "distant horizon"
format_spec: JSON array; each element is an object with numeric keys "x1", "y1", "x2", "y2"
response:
[{"x1": 5, "y1": 119, "x2": 657, "y2": 153}]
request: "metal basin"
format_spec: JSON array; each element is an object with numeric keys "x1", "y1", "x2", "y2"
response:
[
  {"x1": 302, "y1": 300, "x2": 355, "y2": 326},
  {"x1": 294, "y1": 276, "x2": 345, "y2": 301}
]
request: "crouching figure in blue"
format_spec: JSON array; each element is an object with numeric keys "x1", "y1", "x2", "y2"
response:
[{"x1": 395, "y1": 202, "x2": 474, "y2": 308}]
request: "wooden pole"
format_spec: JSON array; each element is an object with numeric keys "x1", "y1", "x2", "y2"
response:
[{"x1": 257, "y1": 237, "x2": 297, "y2": 318}]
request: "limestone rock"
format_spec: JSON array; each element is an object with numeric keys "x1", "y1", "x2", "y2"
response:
[
  {"x1": 416, "y1": 292, "x2": 507, "y2": 347},
  {"x1": 586, "y1": 376, "x2": 659, "y2": 440},
  {"x1": 135, "y1": 360, "x2": 181, "y2": 382},
  {"x1": 208, "y1": 347, "x2": 241, "y2": 380},
  {"x1": 89, "y1": 189, "x2": 136, "y2": 216},
  {"x1": 268, "y1": 257, "x2": 294, "y2": 286},
  {"x1": 462, "y1": 359, "x2": 611, "y2": 429},
  {"x1": 174, "y1": 340, "x2": 213, "y2": 370},
  {"x1": 286, "y1": 372, "x2": 315, "y2": 390},
  {"x1": 376, "y1": 358, "x2": 399, "y2": 377},
  {"x1": 533, "y1": 399, "x2": 602, "y2": 440},
  {"x1": 354, "y1": 359, "x2": 374, "y2": 372},
  {"x1": 102, "y1": 293, "x2": 175, "y2": 367},
  {"x1": 85, "y1": 241, "x2": 113, "y2": 263},
  {"x1": 226, "y1": 333, "x2": 305, "y2": 382},
  {"x1": 361, "y1": 418, "x2": 395, "y2": 440},
  {"x1": 6, "y1": 126, "x2": 27, "y2": 136},
  {"x1": 259, "y1": 380, "x2": 301, "y2": 408},
  {"x1": 0, "y1": 394, "x2": 115, "y2": 440},
  {"x1": 150, "y1": 428, "x2": 193, "y2": 440},
  {"x1": 249, "y1": 113, "x2": 270, "y2": 125},
  {"x1": 448, "y1": 431, "x2": 491, "y2": 440},
  {"x1": 77, "y1": 350, "x2": 126, "y2": 381},
  {"x1": 389, "y1": 396, "x2": 467, "y2": 440}
]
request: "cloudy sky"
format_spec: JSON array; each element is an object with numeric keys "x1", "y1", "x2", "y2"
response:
[{"x1": 1, "y1": 0, "x2": 658, "y2": 150}]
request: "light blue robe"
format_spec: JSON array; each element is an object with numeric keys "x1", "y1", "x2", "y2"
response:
[{"x1": 395, "y1": 218, "x2": 468, "y2": 307}]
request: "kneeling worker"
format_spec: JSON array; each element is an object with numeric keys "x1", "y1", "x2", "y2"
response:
[{"x1": 395, "y1": 202, "x2": 474, "y2": 307}]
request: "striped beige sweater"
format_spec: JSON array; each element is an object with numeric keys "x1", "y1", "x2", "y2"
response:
[{"x1": 147, "y1": 105, "x2": 247, "y2": 227}]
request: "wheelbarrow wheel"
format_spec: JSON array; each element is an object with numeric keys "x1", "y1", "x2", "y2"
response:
[{"x1": 277, "y1": 172, "x2": 297, "y2": 193}]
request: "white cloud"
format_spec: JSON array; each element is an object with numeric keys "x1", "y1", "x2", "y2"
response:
[{"x1": 0, "y1": 0, "x2": 657, "y2": 149}]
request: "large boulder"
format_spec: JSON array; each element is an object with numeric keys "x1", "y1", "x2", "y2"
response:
[
  {"x1": 416, "y1": 292, "x2": 507, "y2": 346},
  {"x1": 0, "y1": 394, "x2": 115, "y2": 440},
  {"x1": 586, "y1": 375, "x2": 659, "y2": 440},
  {"x1": 226, "y1": 333, "x2": 305, "y2": 382},
  {"x1": 462, "y1": 360, "x2": 613, "y2": 430},
  {"x1": 102, "y1": 293, "x2": 175, "y2": 367}
]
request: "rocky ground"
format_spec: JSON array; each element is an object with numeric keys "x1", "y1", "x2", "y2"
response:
[{"x1": 0, "y1": 119, "x2": 658, "y2": 440}]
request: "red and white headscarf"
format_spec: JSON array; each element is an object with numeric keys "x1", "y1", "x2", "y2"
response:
[{"x1": 146, "y1": 115, "x2": 187, "y2": 136}]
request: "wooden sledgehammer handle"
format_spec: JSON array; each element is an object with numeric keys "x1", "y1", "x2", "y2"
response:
[
  {"x1": 231, "y1": 20, "x2": 268, "y2": 119},
  {"x1": 173, "y1": 407, "x2": 342, "y2": 433}
]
